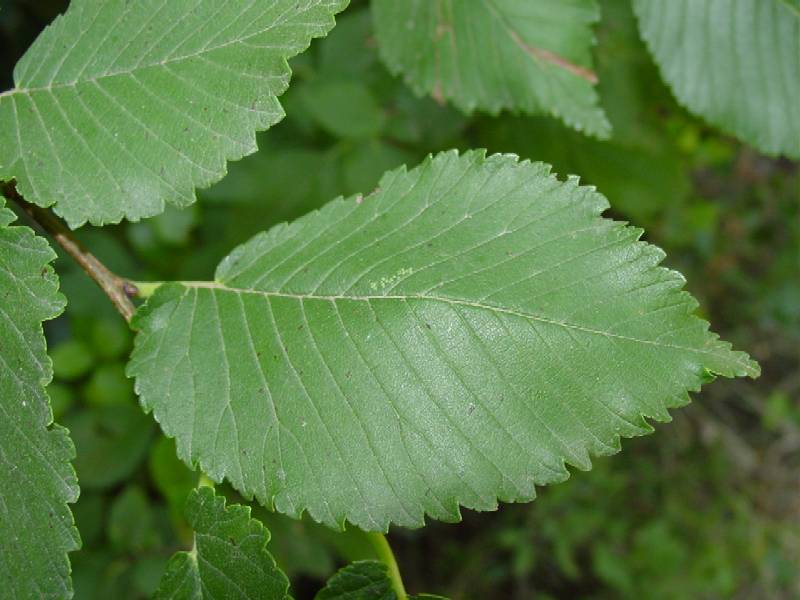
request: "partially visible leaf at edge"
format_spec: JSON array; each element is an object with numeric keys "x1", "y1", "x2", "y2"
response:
[
  {"x1": 633, "y1": 0, "x2": 800, "y2": 159},
  {"x1": 372, "y1": 0, "x2": 610, "y2": 137},
  {"x1": 129, "y1": 150, "x2": 758, "y2": 532},
  {"x1": 154, "y1": 487, "x2": 289, "y2": 600},
  {"x1": 0, "y1": 197, "x2": 79, "y2": 597},
  {"x1": 0, "y1": 0, "x2": 349, "y2": 227}
]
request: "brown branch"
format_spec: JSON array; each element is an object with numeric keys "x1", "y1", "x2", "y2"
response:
[{"x1": 1, "y1": 181, "x2": 138, "y2": 322}]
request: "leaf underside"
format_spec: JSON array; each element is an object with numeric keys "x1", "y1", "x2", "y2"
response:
[
  {"x1": 129, "y1": 150, "x2": 757, "y2": 532},
  {"x1": 0, "y1": 0, "x2": 349, "y2": 227},
  {"x1": 372, "y1": 0, "x2": 610, "y2": 137},
  {"x1": 154, "y1": 487, "x2": 289, "y2": 600},
  {"x1": 0, "y1": 198, "x2": 79, "y2": 597},
  {"x1": 634, "y1": 0, "x2": 800, "y2": 159}
]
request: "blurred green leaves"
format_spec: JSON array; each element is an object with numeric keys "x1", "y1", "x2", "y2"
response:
[{"x1": 64, "y1": 405, "x2": 153, "y2": 490}]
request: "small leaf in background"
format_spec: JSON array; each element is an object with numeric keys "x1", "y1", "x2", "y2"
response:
[
  {"x1": 0, "y1": 0, "x2": 349, "y2": 226},
  {"x1": 129, "y1": 150, "x2": 757, "y2": 533},
  {"x1": 89, "y1": 316, "x2": 132, "y2": 361},
  {"x1": 63, "y1": 404, "x2": 154, "y2": 490},
  {"x1": 151, "y1": 204, "x2": 199, "y2": 248},
  {"x1": 154, "y1": 487, "x2": 290, "y2": 600},
  {"x1": 0, "y1": 197, "x2": 78, "y2": 597},
  {"x1": 108, "y1": 485, "x2": 160, "y2": 554},
  {"x1": 633, "y1": 0, "x2": 800, "y2": 159},
  {"x1": 148, "y1": 436, "x2": 197, "y2": 529},
  {"x1": 372, "y1": 0, "x2": 610, "y2": 137},
  {"x1": 83, "y1": 363, "x2": 136, "y2": 407},
  {"x1": 341, "y1": 140, "x2": 413, "y2": 196},
  {"x1": 48, "y1": 381, "x2": 76, "y2": 421},
  {"x1": 300, "y1": 79, "x2": 386, "y2": 140},
  {"x1": 51, "y1": 338, "x2": 95, "y2": 381},
  {"x1": 72, "y1": 493, "x2": 106, "y2": 549}
]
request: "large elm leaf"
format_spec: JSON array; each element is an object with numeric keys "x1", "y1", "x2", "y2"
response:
[
  {"x1": 372, "y1": 0, "x2": 610, "y2": 137},
  {"x1": 128, "y1": 150, "x2": 757, "y2": 531},
  {"x1": 633, "y1": 0, "x2": 800, "y2": 159},
  {"x1": 154, "y1": 487, "x2": 289, "y2": 600},
  {"x1": 0, "y1": 197, "x2": 79, "y2": 597},
  {"x1": 0, "y1": 0, "x2": 348, "y2": 228}
]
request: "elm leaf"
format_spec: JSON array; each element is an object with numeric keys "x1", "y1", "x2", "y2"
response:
[
  {"x1": 154, "y1": 487, "x2": 289, "y2": 600},
  {"x1": 0, "y1": 197, "x2": 79, "y2": 597},
  {"x1": 0, "y1": 0, "x2": 348, "y2": 227},
  {"x1": 129, "y1": 150, "x2": 758, "y2": 531},
  {"x1": 633, "y1": 0, "x2": 800, "y2": 158},
  {"x1": 372, "y1": 0, "x2": 610, "y2": 137}
]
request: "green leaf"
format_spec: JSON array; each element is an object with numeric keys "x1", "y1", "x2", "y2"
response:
[
  {"x1": 154, "y1": 487, "x2": 289, "y2": 600},
  {"x1": 0, "y1": 197, "x2": 79, "y2": 597},
  {"x1": 372, "y1": 0, "x2": 610, "y2": 137},
  {"x1": 108, "y1": 485, "x2": 160, "y2": 553},
  {"x1": 298, "y1": 79, "x2": 386, "y2": 140},
  {"x1": 128, "y1": 150, "x2": 757, "y2": 531},
  {"x1": 315, "y1": 561, "x2": 447, "y2": 600},
  {"x1": 0, "y1": 0, "x2": 349, "y2": 228},
  {"x1": 63, "y1": 403, "x2": 154, "y2": 490},
  {"x1": 315, "y1": 561, "x2": 396, "y2": 600},
  {"x1": 633, "y1": 0, "x2": 800, "y2": 159}
]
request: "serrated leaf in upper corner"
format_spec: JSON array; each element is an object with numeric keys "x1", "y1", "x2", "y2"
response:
[
  {"x1": 0, "y1": 0, "x2": 350, "y2": 228},
  {"x1": 633, "y1": 0, "x2": 800, "y2": 159}
]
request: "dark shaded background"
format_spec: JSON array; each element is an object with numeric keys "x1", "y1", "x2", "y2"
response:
[{"x1": 2, "y1": 0, "x2": 798, "y2": 598}]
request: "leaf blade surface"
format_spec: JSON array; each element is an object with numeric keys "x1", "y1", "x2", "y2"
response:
[
  {"x1": 633, "y1": 0, "x2": 800, "y2": 158},
  {"x1": 372, "y1": 0, "x2": 610, "y2": 137},
  {"x1": 0, "y1": 197, "x2": 79, "y2": 597},
  {"x1": 129, "y1": 150, "x2": 757, "y2": 531},
  {"x1": 0, "y1": 0, "x2": 348, "y2": 227},
  {"x1": 154, "y1": 487, "x2": 289, "y2": 600}
]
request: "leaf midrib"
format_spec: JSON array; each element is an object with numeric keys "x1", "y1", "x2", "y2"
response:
[{"x1": 174, "y1": 280, "x2": 752, "y2": 371}]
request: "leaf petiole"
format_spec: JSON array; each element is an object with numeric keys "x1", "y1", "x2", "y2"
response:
[{"x1": 367, "y1": 531, "x2": 407, "y2": 600}]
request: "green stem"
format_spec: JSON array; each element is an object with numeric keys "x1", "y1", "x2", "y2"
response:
[
  {"x1": 197, "y1": 473, "x2": 215, "y2": 489},
  {"x1": 130, "y1": 280, "x2": 165, "y2": 298},
  {"x1": 367, "y1": 532, "x2": 407, "y2": 600}
]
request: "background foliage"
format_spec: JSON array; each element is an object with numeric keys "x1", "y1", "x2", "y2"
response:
[{"x1": 1, "y1": 0, "x2": 797, "y2": 598}]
